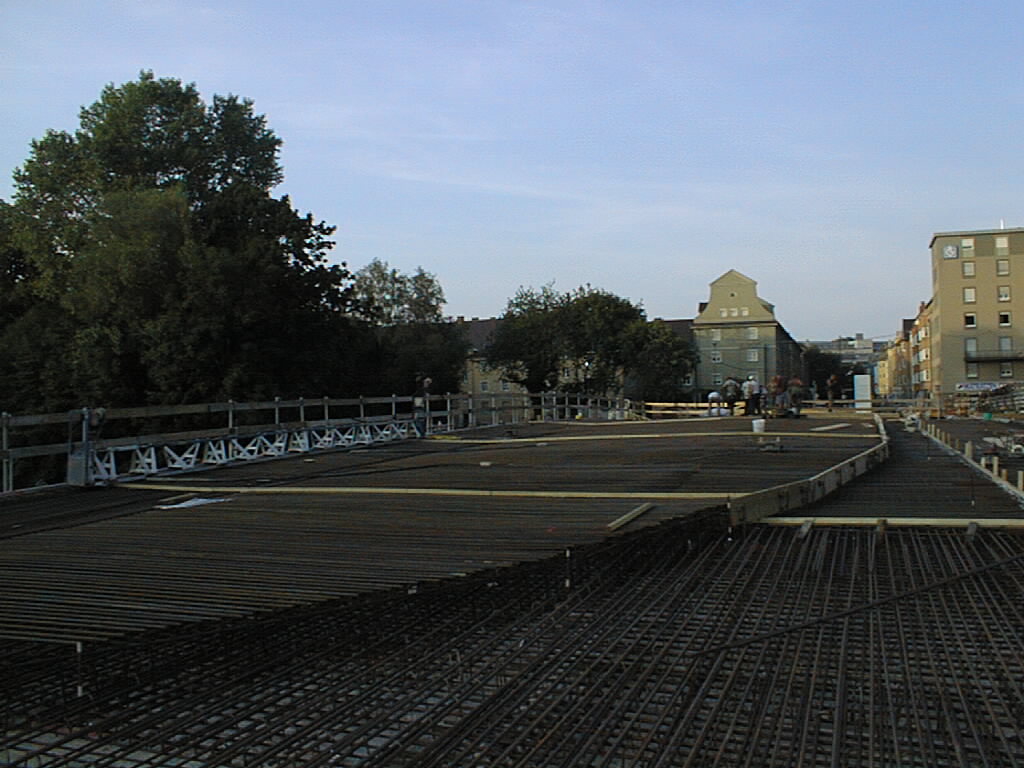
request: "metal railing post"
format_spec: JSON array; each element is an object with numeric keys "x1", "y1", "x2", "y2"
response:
[{"x1": 1, "y1": 412, "x2": 10, "y2": 493}]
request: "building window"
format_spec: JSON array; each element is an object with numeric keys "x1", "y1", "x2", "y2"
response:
[
  {"x1": 964, "y1": 313, "x2": 977, "y2": 328},
  {"x1": 962, "y1": 237, "x2": 975, "y2": 253},
  {"x1": 682, "y1": 373, "x2": 693, "y2": 386},
  {"x1": 746, "y1": 349, "x2": 759, "y2": 362},
  {"x1": 965, "y1": 337, "x2": 978, "y2": 355},
  {"x1": 711, "y1": 329, "x2": 722, "y2": 341},
  {"x1": 999, "y1": 285, "x2": 1011, "y2": 302},
  {"x1": 962, "y1": 261, "x2": 976, "y2": 278},
  {"x1": 1000, "y1": 336, "x2": 1014, "y2": 353},
  {"x1": 480, "y1": 381, "x2": 489, "y2": 392},
  {"x1": 501, "y1": 380, "x2": 511, "y2": 392},
  {"x1": 710, "y1": 351, "x2": 722, "y2": 363},
  {"x1": 966, "y1": 362, "x2": 979, "y2": 378},
  {"x1": 964, "y1": 287, "x2": 976, "y2": 303},
  {"x1": 997, "y1": 259, "x2": 1010, "y2": 276},
  {"x1": 996, "y1": 236, "x2": 1010, "y2": 256},
  {"x1": 729, "y1": 307, "x2": 739, "y2": 317},
  {"x1": 711, "y1": 373, "x2": 723, "y2": 386},
  {"x1": 1000, "y1": 311, "x2": 1012, "y2": 326},
  {"x1": 719, "y1": 308, "x2": 728, "y2": 318},
  {"x1": 746, "y1": 327, "x2": 759, "y2": 340},
  {"x1": 1001, "y1": 362, "x2": 1014, "y2": 378},
  {"x1": 740, "y1": 306, "x2": 749, "y2": 317}
]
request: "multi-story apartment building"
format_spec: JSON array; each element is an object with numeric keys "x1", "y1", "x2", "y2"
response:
[
  {"x1": 910, "y1": 300, "x2": 933, "y2": 399},
  {"x1": 877, "y1": 320, "x2": 914, "y2": 398},
  {"x1": 929, "y1": 228, "x2": 1024, "y2": 395},
  {"x1": 691, "y1": 270, "x2": 803, "y2": 391}
]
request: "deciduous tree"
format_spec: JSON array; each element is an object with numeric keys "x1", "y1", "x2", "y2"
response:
[
  {"x1": 485, "y1": 285, "x2": 695, "y2": 398},
  {"x1": 2, "y1": 72, "x2": 355, "y2": 411}
]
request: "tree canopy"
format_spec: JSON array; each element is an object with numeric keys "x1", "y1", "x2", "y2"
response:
[
  {"x1": 350, "y1": 259, "x2": 446, "y2": 325},
  {"x1": 484, "y1": 285, "x2": 696, "y2": 400},
  {"x1": 0, "y1": 72, "x2": 365, "y2": 411},
  {"x1": 346, "y1": 259, "x2": 467, "y2": 396}
]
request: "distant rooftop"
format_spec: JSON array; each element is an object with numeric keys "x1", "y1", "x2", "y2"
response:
[{"x1": 929, "y1": 227, "x2": 1024, "y2": 246}]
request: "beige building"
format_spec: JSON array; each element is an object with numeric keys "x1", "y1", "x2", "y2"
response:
[
  {"x1": 876, "y1": 321, "x2": 917, "y2": 399},
  {"x1": 928, "y1": 228, "x2": 1024, "y2": 396},
  {"x1": 691, "y1": 270, "x2": 803, "y2": 391},
  {"x1": 910, "y1": 300, "x2": 932, "y2": 398},
  {"x1": 877, "y1": 320, "x2": 914, "y2": 398},
  {"x1": 457, "y1": 317, "x2": 526, "y2": 396}
]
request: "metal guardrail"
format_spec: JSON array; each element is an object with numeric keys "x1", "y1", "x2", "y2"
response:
[{"x1": 2, "y1": 392, "x2": 640, "y2": 492}]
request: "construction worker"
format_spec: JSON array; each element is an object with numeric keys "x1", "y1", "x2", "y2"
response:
[{"x1": 742, "y1": 375, "x2": 761, "y2": 416}]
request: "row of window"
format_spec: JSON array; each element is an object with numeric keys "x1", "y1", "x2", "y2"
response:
[
  {"x1": 962, "y1": 259, "x2": 1010, "y2": 277},
  {"x1": 966, "y1": 362, "x2": 1015, "y2": 378},
  {"x1": 964, "y1": 311, "x2": 1012, "y2": 327},
  {"x1": 957, "y1": 236, "x2": 1011, "y2": 256},
  {"x1": 718, "y1": 307, "x2": 752, "y2": 318},
  {"x1": 709, "y1": 349, "x2": 760, "y2": 363},
  {"x1": 708, "y1": 327, "x2": 760, "y2": 341},
  {"x1": 964, "y1": 337, "x2": 1015, "y2": 353},
  {"x1": 710, "y1": 372, "x2": 758, "y2": 386},
  {"x1": 963, "y1": 286, "x2": 1011, "y2": 303}
]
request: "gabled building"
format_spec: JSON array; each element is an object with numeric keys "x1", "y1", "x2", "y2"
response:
[{"x1": 691, "y1": 270, "x2": 803, "y2": 391}]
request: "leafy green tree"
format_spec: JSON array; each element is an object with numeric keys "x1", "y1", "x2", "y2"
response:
[
  {"x1": 0, "y1": 202, "x2": 32, "y2": 328},
  {"x1": 622, "y1": 320, "x2": 698, "y2": 401},
  {"x1": 485, "y1": 284, "x2": 568, "y2": 392},
  {"x1": 349, "y1": 259, "x2": 466, "y2": 395},
  {"x1": 0, "y1": 202, "x2": 76, "y2": 411},
  {"x1": 485, "y1": 284, "x2": 694, "y2": 397},
  {"x1": 803, "y1": 345, "x2": 844, "y2": 398},
  {"x1": 350, "y1": 259, "x2": 446, "y2": 325},
  {"x1": 2, "y1": 71, "x2": 355, "y2": 411},
  {"x1": 369, "y1": 323, "x2": 470, "y2": 397},
  {"x1": 559, "y1": 287, "x2": 644, "y2": 394}
]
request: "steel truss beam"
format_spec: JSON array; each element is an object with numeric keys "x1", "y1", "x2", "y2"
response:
[{"x1": 93, "y1": 420, "x2": 418, "y2": 484}]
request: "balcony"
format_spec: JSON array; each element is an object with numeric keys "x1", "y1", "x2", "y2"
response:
[{"x1": 964, "y1": 350, "x2": 1024, "y2": 362}]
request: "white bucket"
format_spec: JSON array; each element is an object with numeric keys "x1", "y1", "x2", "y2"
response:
[{"x1": 752, "y1": 419, "x2": 766, "y2": 433}]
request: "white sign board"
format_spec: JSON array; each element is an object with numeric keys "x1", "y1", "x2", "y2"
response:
[{"x1": 853, "y1": 374, "x2": 872, "y2": 410}]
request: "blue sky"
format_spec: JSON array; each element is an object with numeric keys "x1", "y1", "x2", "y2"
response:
[{"x1": 3, "y1": 1, "x2": 1023, "y2": 340}]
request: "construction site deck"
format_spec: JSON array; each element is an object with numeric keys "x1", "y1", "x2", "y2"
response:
[{"x1": 3, "y1": 413, "x2": 1024, "y2": 766}]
